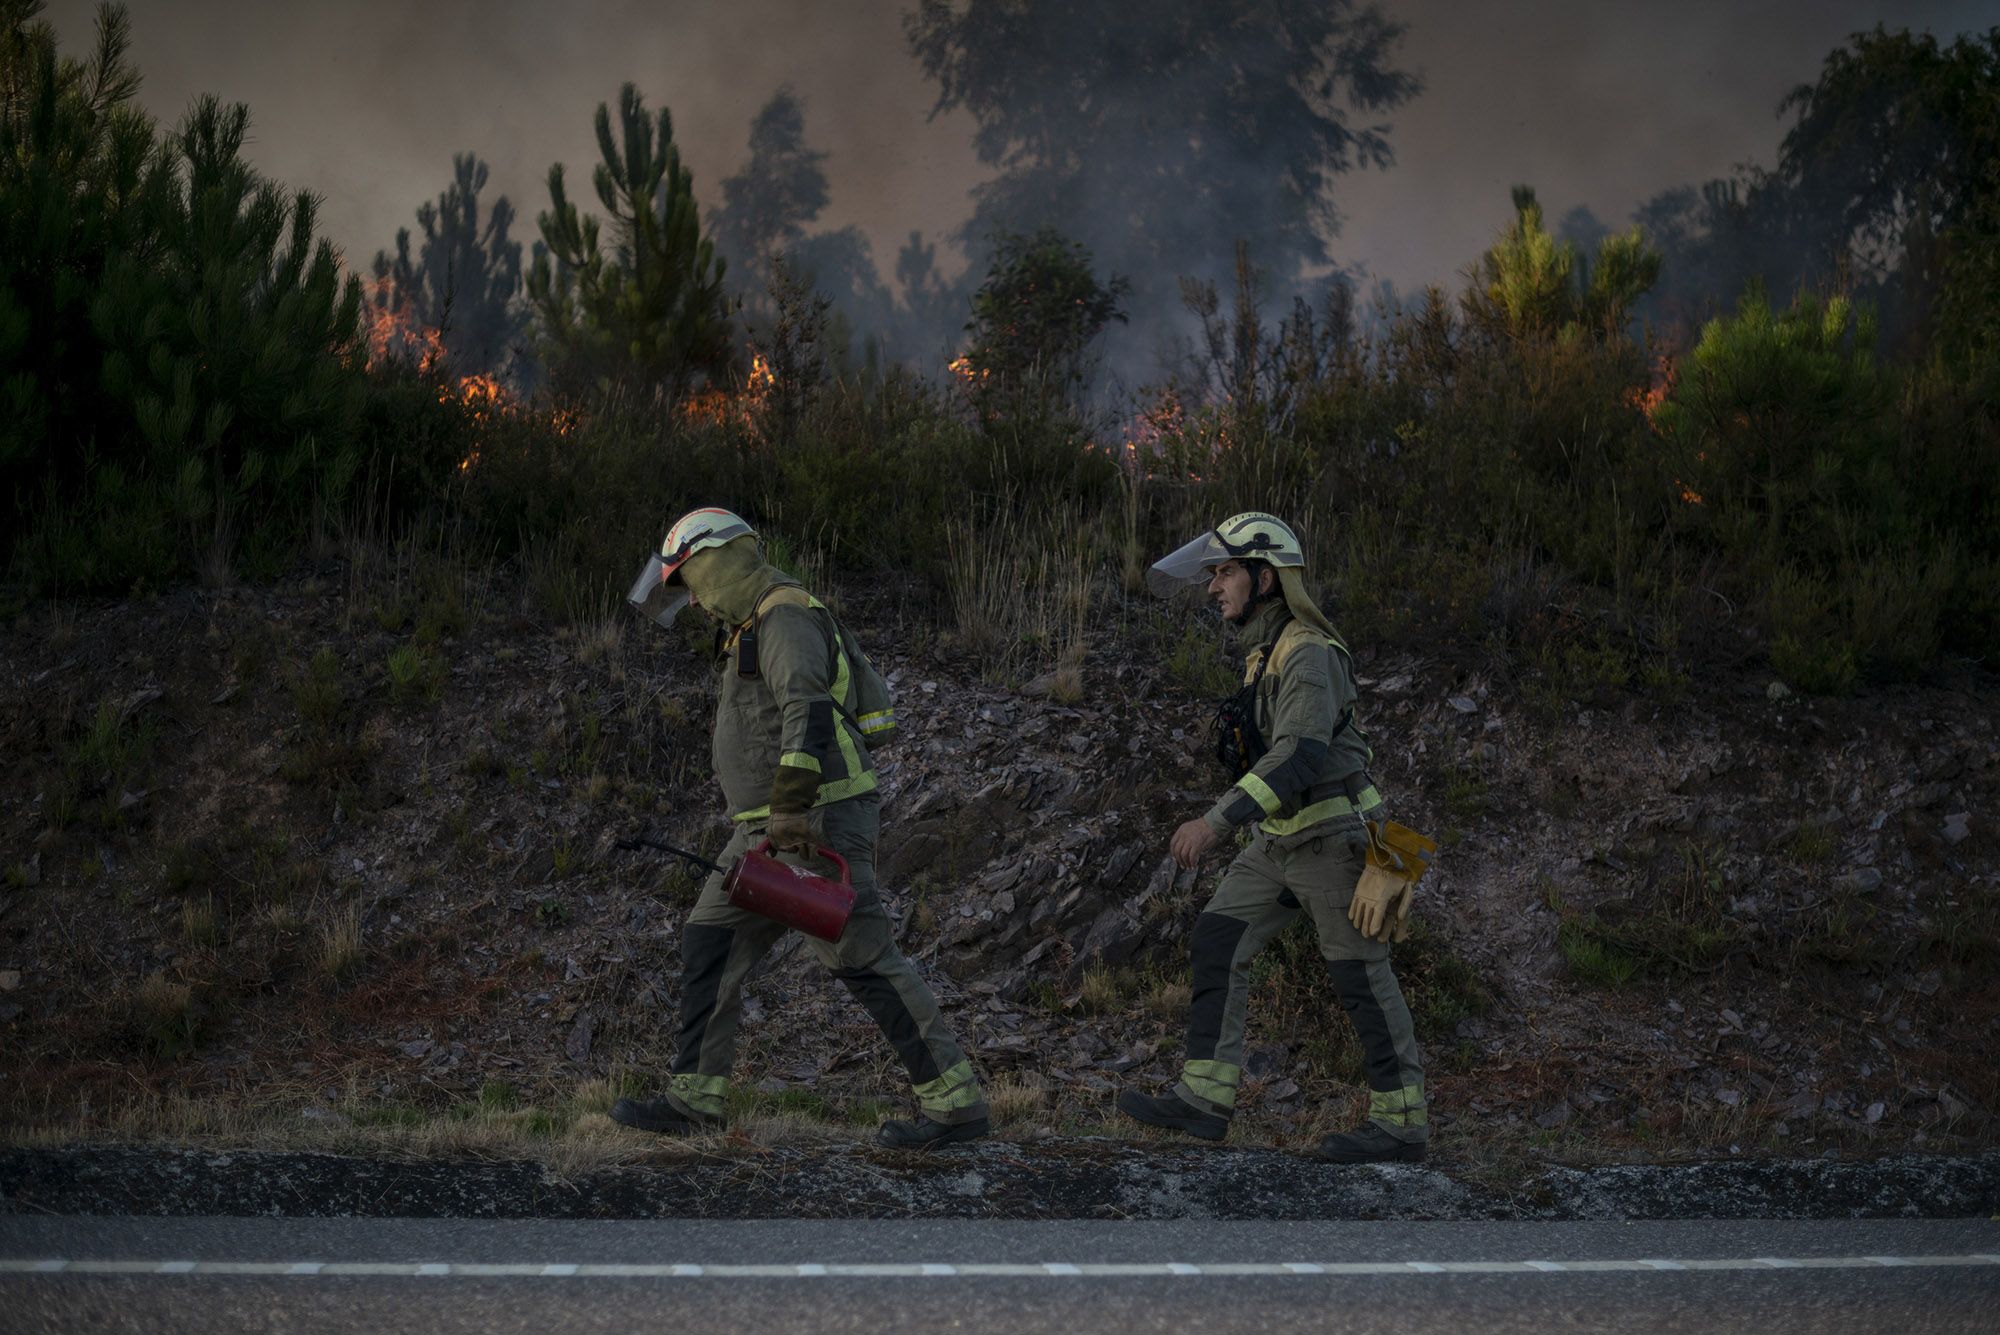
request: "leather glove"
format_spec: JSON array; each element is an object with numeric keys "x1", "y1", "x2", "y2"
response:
[
  {"x1": 766, "y1": 810, "x2": 814, "y2": 857},
  {"x1": 1386, "y1": 880, "x2": 1416, "y2": 943},
  {"x1": 1348, "y1": 863, "x2": 1414, "y2": 943}
]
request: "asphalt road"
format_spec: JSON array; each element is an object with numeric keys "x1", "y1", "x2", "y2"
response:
[{"x1": 4, "y1": 1216, "x2": 1997, "y2": 1333}]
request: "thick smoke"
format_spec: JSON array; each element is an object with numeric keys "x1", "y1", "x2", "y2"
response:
[{"x1": 42, "y1": 0, "x2": 1996, "y2": 384}]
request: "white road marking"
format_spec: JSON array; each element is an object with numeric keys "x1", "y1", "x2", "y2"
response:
[{"x1": 0, "y1": 1254, "x2": 1995, "y2": 1280}]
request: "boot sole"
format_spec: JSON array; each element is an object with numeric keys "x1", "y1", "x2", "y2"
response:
[
  {"x1": 1116, "y1": 1090, "x2": 1229, "y2": 1142},
  {"x1": 878, "y1": 1117, "x2": 992, "y2": 1150}
]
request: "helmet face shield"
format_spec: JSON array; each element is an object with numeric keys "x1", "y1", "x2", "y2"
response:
[
  {"x1": 1149, "y1": 513, "x2": 1306, "y2": 597},
  {"x1": 627, "y1": 553, "x2": 693, "y2": 629},
  {"x1": 1146, "y1": 530, "x2": 1233, "y2": 597}
]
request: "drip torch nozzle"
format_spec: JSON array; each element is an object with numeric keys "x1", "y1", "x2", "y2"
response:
[{"x1": 613, "y1": 834, "x2": 727, "y2": 877}]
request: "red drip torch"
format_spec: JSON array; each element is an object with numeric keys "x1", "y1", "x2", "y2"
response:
[{"x1": 616, "y1": 834, "x2": 856, "y2": 942}]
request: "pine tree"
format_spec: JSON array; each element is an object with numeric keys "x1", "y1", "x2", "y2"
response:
[
  {"x1": 526, "y1": 83, "x2": 733, "y2": 399},
  {"x1": 93, "y1": 95, "x2": 367, "y2": 563},
  {"x1": 708, "y1": 86, "x2": 829, "y2": 298},
  {"x1": 0, "y1": 0, "x2": 165, "y2": 516},
  {"x1": 1471, "y1": 187, "x2": 1659, "y2": 340},
  {"x1": 370, "y1": 152, "x2": 525, "y2": 378}
]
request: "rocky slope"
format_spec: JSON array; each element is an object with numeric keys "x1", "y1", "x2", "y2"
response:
[{"x1": 1, "y1": 562, "x2": 1994, "y2": 1167}]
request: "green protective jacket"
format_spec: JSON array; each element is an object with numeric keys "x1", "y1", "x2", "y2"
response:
[
  {"x1": 1201, "y1": 597, "x2": 1381, "y2": 839},
  {"x1": 711, "y1": 573, "x2": 879, "y2": 823}
]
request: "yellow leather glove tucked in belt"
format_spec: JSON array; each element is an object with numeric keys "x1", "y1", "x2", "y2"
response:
[{"x1": 1348, "y1": 819, "x2": 1439, "y2": 943}]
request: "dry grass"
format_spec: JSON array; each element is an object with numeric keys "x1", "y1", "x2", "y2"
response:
[
  {"x1": 573, "y1": 612, "x2": 624, "y2": 669},
  {"x1": 128, "y1": 972, "x2": 195, "y2": 1055},
  {"x1": 317, "y1": 906, "x2": 363, "y2": 982},
  {"x1": 947, "y1": 506, "x2": 1093, "y2": 687},
  {"x1": 198, "y1": 533, "x2": 236, "y2": 591},
  {"x1": 1145, "y1": 978, "x2": 1191, "y2": 1018},
  {"x1": 1047, "y1": 647, "x2": 1086, "y2": 705},
  {"x1": 986, "y1": 1073, "x2": 1051, "y2": 1128},
  {"x1": 179, "y1": 894, "x2": 219, "y2": 946},
  {"x1": 1077, "y1": 964, "x2": 1133, "y2": 1015},
  {"x1": 261, "y1": 898, "x2": 304, "y2": 935}
]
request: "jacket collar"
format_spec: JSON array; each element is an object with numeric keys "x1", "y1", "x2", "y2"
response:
[{"x1": 1233, "y1": 595, "x2": 1291, "y2": 648}]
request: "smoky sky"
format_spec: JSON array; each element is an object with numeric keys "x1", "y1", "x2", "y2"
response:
[{"x1": 48, "y1": 0, "x2": 1997, "y2": 301}]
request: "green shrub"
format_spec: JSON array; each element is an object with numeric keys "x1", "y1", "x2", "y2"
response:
[
  {"x1": 1162, "y1": 615, "x2": 1238, "y2": 698},
  {"x1": 386, "y1": 642, "x2": 445, "y2": 707},
  {"x1": 291, "y1": 648, "x2": 345, "y2": 730}
]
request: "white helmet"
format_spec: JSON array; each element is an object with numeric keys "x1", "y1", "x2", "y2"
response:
[
  {"x1": 626, "y1": 507, "x2": 757, "y2": 628},
  {"x1": 1146, "y1": 512, "x2": 1305, "y2": 597}
]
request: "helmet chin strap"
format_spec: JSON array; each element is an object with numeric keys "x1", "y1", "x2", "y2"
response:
[{"x1": 1229, "y1": 562, "x2": 1279, "y2": 626}]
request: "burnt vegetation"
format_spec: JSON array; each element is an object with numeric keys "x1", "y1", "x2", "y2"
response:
[{"x1": 1, "y1": 3, "x2": 1996, "y2": 1166}]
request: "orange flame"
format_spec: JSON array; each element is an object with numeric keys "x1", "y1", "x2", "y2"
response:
[
  {"x1": 450, "y1": 373, "x2": 512, "y2": 472},
  {"x1": 1628, "y1": 354, "x2": 1675, "y2": 429},
  {"x1": 682, "y1": 351, "x2": 775, "y2": 434},
  {"x1": 1117, "y1": 386, "x2": 1187, "y2": 472},
  {"x1": 360, "y1": 279, "x2": 580, "y2": 474},
  {"x1": 947, "y1": 354, "x2": 991, "y2": 387},
  {"x1": 365, "y1": 278, "x2": 445, "y2": 374}
]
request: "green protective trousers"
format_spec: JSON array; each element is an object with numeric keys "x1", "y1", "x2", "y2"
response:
[
  {"x1": 665, "y1": 792, "x2": 987, "y2": 1126},
  {"x1": 1173, "y1": 827, "x2": 1429, "y2": 1142}
]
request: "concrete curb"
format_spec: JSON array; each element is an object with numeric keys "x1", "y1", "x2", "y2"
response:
[{"x1": 5, "y1": 1144, "x2": 1998, "y2": 1221}]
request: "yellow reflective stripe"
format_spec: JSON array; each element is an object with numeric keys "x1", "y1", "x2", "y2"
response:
[
  {"x1": 779, "y1": 751, "x2": 821, "y2": 774},
  {"x1": 1179, "y1": 1059, "x2": 1241, "y2": 1110},
  {"x1": 733, "y1": 770, "x2": 879, "y2": 821},
  {"x1": 1236, "y1": 773, "x2": 1281, "y2": 816},
  {"x1": 912, "y1": 1059, "x2": 984, "y2": 1113},
  {"x1": 808, "y1": 593, "x2": 855, "y2": 710},
  {"x1": 831, "y1": 705, "x2": 863, "y2": 782},
  {"x1": 814, "y1": 593, "x2": 872, "y2": 777},
  {"x1": 810, "y1": 770, "x2": 877, "y2": 807},
  {"x1": 1258, "y1": 785, "x2": 1383, "y2": 836},
  {"x1": 667, "y1": 1073, "x2": 729, "y2": 1119},
  {"x1": 1368, "y1": 1083, "x2": 1427, "y2": 1128},
  {"x1": 858, "y1": 709, "x2": 896, "y2": 735}
]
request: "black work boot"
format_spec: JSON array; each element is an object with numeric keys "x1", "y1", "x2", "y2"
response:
[
  {"x1": 876, "y1": 1115, "x2": 991, "y2": 1150},
  {"x1": 1315, "y1": 1122, "x2": 1425, "y2": 1163},
  {"x1": 1116, "y1": 1088, "x2": 1229, "y2": 1142},
  {"x1": 609, "y1": 1096, "x2": 719, "y2": 1136}
]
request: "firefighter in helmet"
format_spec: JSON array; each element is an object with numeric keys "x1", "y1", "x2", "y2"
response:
[
  {"x1": 1119, "y1": 512, "x2": 1430, "y2": 1162},
  {"x1": 618, "y1": 507, "x2": 990, "y2": 1148}
]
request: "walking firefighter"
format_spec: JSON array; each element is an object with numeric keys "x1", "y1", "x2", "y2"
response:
[
  {"x1": 617, "y1": 507, "x2": 990, "y2": 1149},
  {"x1": 1118, "y1": 511, "x2": 1438, "y2": 1162}
]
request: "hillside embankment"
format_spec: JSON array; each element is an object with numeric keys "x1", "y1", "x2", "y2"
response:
[{"x1": 1, "y1": 560, "x2": 1994, "y2": 1182}]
